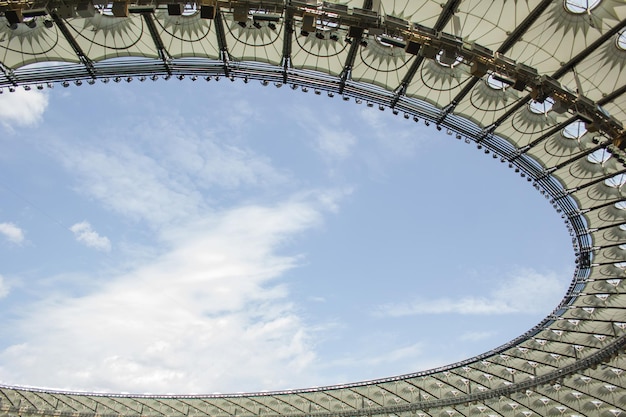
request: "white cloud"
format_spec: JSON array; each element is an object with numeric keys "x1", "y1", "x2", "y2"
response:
[
  {"x1": 0, "y1": 90, "x2": 48, "y2": 129},
  {"x1": 357, "y1": 106, "x2": 424, "y2": 157},
  {"x1": 0, "y1": 274, "x2": 9, "y2": 298},
  {"x1": 459, "y1": 331, "x2": 495, "y2": 342},
  {"x1": 0, "y1": 88, "x2": 358, "y2": 393},
  {"x1": 314, "y1": 127, "x2": 357, "y2": 159},
  {"x1": 0, "y1": 222, "x2": 25, "y2": 245},
  {"x1": 294, "y1": 106, "x2": 358, "y2": 161},
  {"x1": 49, "y1": 124, "x2": 286, "y2": 227},
  {"x1": 321, "y1": 342, "x2": 447, "y2": 384},
  {"x1": 0, "y1": 200, "x2": 327, "y2": 393},
  {"x1": 70, "y1": 221, "x2": 111, "y2": 252},
  {"x1": 375, "y1": 268, "x2": 566, "y2": 317}
]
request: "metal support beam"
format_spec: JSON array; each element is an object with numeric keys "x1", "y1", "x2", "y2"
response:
[
  {"x1": 49, "y1": 10, "x2": 96, "y2": 78},
  {"x1": 281, "y1": 7, "x2": 293, "y2": 84},
  {"x1": 553, "y1": 17, "x2": 626, "y2": 80},
  {"x1": 213, "y1": 7, "x2": 231, "y2": 77},
  {"x1": 390, "y1": 0, "x2": 462, "y2": 107},
  {"x1": 486, "y1": 19, "x2": 626, "y2": 152},
  {"x1": 598, "y1": 83, "x2": 626, "y2": 106},
  {"x1": 0, "y1": 61, "x2": 18, "y2": 86},
  {"x1": 440, "y1": 0, "x2": 554, "y2": 124},
  {"x1": 337, "y1": 0, "x2": 375, "y2": 95},
  {"x1": 142, "y1": 12, "x2": 171, "y2": 74},
  {"x1": 338, "y1": 34, "x2": 362, "y2": 95},
  {"x1": 567, "y1": 167, "x2": 626, "y2": 195}
]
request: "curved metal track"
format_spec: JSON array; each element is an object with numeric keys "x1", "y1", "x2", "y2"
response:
[{"x1": 0, "y1": 1, "x2": 626, "y2": 416}]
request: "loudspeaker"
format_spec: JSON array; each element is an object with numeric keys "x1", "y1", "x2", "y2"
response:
[
  {"x1": 302, "y1": 13, "x2": 316, "y2": 32},
  {"x1": 348, "y1": 26, "x2": 363, "y2": 39},
  {"x1": 552, "y1": 100, "x2": 568, "y2": 114},
  {"x1": 470, "y1": 61, "x2": 488, "y2": 77},
  {"x1": 200, "y1": 5, "x2": 215, "y2": 19},
  {"x1": 233, "y1": 5, "x2": 248, "y2": 23},
  {"x1": 512, "y1": 79, "x2": 526, "y2": 91},
  {"x1": 419, "y1": 45, "x2": 438, "y2": 59},
  {"x1": 167, "y1": 3, "x2": 182, "y2": 15},
  {"x1": 585, "y1": 122, "x2": 599, "y2": 133},
  {"x1": 363, "y1": 0, "x2": 380, "y2": 11},
  {"x1": 76, "y1": 1, "x2": 96, "y2": 17},
  {"x1": 405, "y1": 40, "x2": 421, "y2": 55},
  {"x1": 57, "y1": 4, "x2": 76, "y2": 18},
  {"x1": 5, "y1": 10, "x2": 23, "y2": 25},
  {"x1": 111, "y1": 1, "x2": 128, "y2": 17}
]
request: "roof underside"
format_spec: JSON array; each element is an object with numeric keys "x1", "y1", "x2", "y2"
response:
[{"x1": 1, "y1": 1, "x2": 626, "y2": 416}]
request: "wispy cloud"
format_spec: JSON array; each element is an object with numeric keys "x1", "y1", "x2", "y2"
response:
[
  {"x1": 374, "y1": 268, "x2": 566, "y2": 317},
  {"x1": 0, "y1": 274, "x2": 9, "y2": 298},
  {"x1": 0, "y1": 222, "x2": 25, "y2": 245},
  {"x1": 357, "y1": 106, "x2": 425, "y2": 158},
  {"x1": 331, "y1": 342, "x2": 424, "y2": 368},
  {"x1": 0, "y1": 200, "x2": 326, "y2": 393},
  {"x1": 49, "y1": 122, "x2": 287, "y2": 227},
  {"x1": 459, "y1": 331, "x2": 495, "y2": 342},
  {"x1": 294, "y1": 106, "x2": 358, "y2": 161},
  {"x1": 319, "y1": 342, "x2": 448, "y2": 384},
  {"x1": 70, "y1": 221, "x2": 111, "y2": 252},
  {"x1": 314, "y1": 127, "x2": 357, "y2": 160},
  {"x1": 0, "y1": 89, "x2": 361, "y2": 393},
  {"x1": 0, "y1": 90, "x2": 48, "y2": 130}
]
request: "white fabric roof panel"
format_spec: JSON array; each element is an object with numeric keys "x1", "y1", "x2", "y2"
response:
[
  {"x1": 289, "y1": 30, "x2": 349, "y2": 76},
  {"x1": 63, "y1": 14, "x2": 160, "y2": 61},
  {"x1": 0, "y1": 17, "x2": 81, "y2": 67},
  {"x1": 223, "y1": 11, "x2": 283, "y2": 66},
  {"x1": 0, "y1": 1, "x2": 626, "y2": 416},
  {"x1": 154, "y1": 12, "x2": 220, "y2": 60},
  {"x1": 348, "y1": 43, "x2": 413, "y2": 90}
]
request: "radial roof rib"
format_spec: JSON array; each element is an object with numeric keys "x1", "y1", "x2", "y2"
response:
[
  {"x1": 553, "y1": 17, "x2": 626, "y2": 81},
  {"x1": 600, "y1": 84, "x2": 626, "y2": 109},
  {"x1": 49, "y1": 10, "x2": 95, "y2": 77}
]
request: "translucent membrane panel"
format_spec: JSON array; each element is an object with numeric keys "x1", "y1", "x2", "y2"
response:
[
  {"x1": 588, "y1": 148, "x2": 612, "y2": 164},
  {"x1": 562, "y1": 120, "x2": 587, "y2": 140},
  {"x1": 563, "y1": 0, "x2": 602, "y2": 14},
  {"x1": 528, "y1": 98, "x2": 555, "y2": 114},
  {"x1": 605, "y1": 173, "x2": 626, "y2": 188},
  {"x1": 617, "y1": 29, "x2": 626, "y2": 51}
]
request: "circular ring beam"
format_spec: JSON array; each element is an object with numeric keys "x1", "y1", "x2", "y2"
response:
[{"x1": 0, "y1": 1, "x2": 626, "y2": 416}]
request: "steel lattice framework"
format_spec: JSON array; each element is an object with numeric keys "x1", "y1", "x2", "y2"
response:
[{"x1": 1, "y1": 0, "x2": 626, "y2": 416}]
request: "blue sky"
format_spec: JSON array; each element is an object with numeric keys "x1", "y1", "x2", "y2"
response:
[{"x1": 0, "y1": 79, "x2": 573, "y2": 394}]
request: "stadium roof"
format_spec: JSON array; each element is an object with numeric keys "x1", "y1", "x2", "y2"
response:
[{"x1": 0, "y1": 0, "x2": 626, "y2": 416}]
